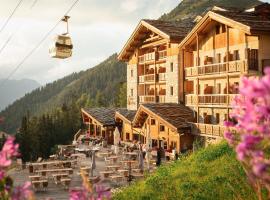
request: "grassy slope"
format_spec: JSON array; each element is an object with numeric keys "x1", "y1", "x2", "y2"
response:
[{"x1": 113, "y1": 142, "x2": 257, "y2": 200}]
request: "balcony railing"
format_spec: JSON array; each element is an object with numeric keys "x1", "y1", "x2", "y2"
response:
[
  {"x1": 128, "y1": 96, "x2": 136, "y2": 105},
  {"x1": 158, "y1": 50, "x2": 167, "y2": 60},
  {"x1": 185, "y1": 60, "x2": 247, "y2": 77},
  {"x1": 185, "y1": 94, "x2": 238, "y2": 105},
  {"x1": 144, "y1": 74, "x2": 155, "y2": 82},
  {"x1": 158, "y1": 95, "x2": 166, "y2": 103},
  {"x1": 138, "y1": 75, "x2": 144, "y2": 83},
  {"x1": 191, "y1": 123, "x2": 237, "y2": 137},
  {"x1": 139, "y1": 95, "x2": 155, "y2": 103},
  {"x1": 158, "y1": 73, "x2": 167, "y2": 82}
]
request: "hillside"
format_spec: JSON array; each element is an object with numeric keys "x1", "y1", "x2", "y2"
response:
[
  {"x1": 0, "y1": 54, "x2": 126, "y2": 133},
  {"x1": 0, "y1": 79, "x2": 40, "y2": 111},
  {"x1": 160, "y1": 0, "x2": 261, "y2": 21},
  {"x1": 113, "y1": 142, "x2": 257, "y2": 200},
  {"x1": 0, "y1": 0, "x2": 262, "y2": 133}
]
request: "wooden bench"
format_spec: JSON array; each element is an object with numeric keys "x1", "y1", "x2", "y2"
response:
[
  {"x1": 61, "y1": 178, "x2": 71, "y2": 190},
  {"x1": 31, "y1": 180, "x2": 48, "y2": 191},
  {"x1": 117, "y1": 169, "x2": 129, "y2": 177}
]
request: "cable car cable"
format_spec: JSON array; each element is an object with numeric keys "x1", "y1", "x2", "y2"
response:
[
  {"x1": 0, "y1": 0, "x2": 80, "y2": 88},
  {"x1": 0, "y1": 0, "x2": 24, "y2": 34},
  {"x1": 0, "y1": 34, "x2": 13, "y2": 55}
]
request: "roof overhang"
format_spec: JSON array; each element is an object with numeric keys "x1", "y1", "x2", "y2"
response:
[
  {"x1": 115, "y1": 111, "x2": 132, "y2": 124},
  {"x1": 81, "y1": 108, "x2": 107, "y2": 127},
  {"x1": 179, "y1": 11, "x2": 251, "y2": 49},
  {"x1": 133, "y1": 105, "x2": 179, "y2": 132},
  {"x1": 118, "y1": 20, "x2": 170, "y2": 62}
]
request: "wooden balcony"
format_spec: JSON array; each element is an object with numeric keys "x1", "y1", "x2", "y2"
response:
[
  {"x1": 185, "y1": 60, "x2": 247, "y2": 77},
  {"x1": 185, "y1": 94, "x2": 238, "y2": 106},
  {"x1": 158, "y1": 50, "x2": 167, "y2": 60},
  {"x1": 128, "y1": 96, "x2": 136, "y2": 105},
  {"x1": 191, "y1": 123, "x2": 237, "y2": 137},
  {"x1": 139, "y1": 95, "x2": 155, "y2": 103},
  {"x1": 158, "y1": 73, "x2": 167, "y2": 82},
  {"x1": 158, "y1": 95, "x2": 166, "y2": 103}
]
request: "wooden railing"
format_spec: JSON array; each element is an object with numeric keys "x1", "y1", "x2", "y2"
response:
[
  {"x1": 128, "y1": 96, "x2": 136, "y2": 105},
  {"x1": 158, "y1": 50, "x2": 167, "y2": 60},
  {"x1": 158, "y1": 95, "x2": 166, "y2": 103},
  {"x1": 158, "y1": 73, "x2": 166, "y2": 82},
  {"x1": 139, "y1": 95, "x2": 155, "y2": 103},
  {"x1": 144, "y1": 74, "x2": 155, "y2": 82},
  {"x1": 185, "y1": 94, "x2": 238, "y2": 105},
  {"x1": 185, "y1": 60, "x2": 247, "y2": 77},
  {"x1": 138, "y1": 75, "x2": 144, "y2": 83},
  {"x1": 191, "y1": 123, "x2": 237, "y2": 137}
]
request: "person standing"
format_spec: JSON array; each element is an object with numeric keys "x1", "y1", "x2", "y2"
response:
[{"x1": 156, "y1": 147, "x2": 162, "y2": 166}]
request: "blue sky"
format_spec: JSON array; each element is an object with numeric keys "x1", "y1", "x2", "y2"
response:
[{"x1": 0, "y1": 0, "x2": 269, "y2": 84}]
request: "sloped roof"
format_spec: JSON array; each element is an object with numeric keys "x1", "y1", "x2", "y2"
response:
[
  {"x1": 213, "y1": 9, "x2": 270, "y2": 32},
  {"x1": 180, "y1": 3, "x2": 270, "y2": 48},
  {"x1": 82, "y1": 108, "x2": 126, "y2": 126},
  {"x1": 116, "y1": 109, "x2": 137, "y2": 123},
  {"x1": 143, "y1": 19, "x2": 194, "y2": 41},
  {"x1": 133, "y1": 103, "x2": 195, "y2": 132},
  {"x1": 118, "y1": 19, "x2": 194, "y2": 61}
]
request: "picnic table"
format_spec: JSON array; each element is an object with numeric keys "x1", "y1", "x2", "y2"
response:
[
  {"x1": 36, "y1": 168, "x2": 73, "y2": 176},
  {"x1": 99, "y1": 171, "x2": 114, "y2": 178},
  {"x1": 107, "y1": 156, "x2": 119, "y2": 163},
  {"x1": 117, "y1": 169, "x2": 129, "y2": 177},
  {"x1": 106, "y1": 165, "x2": 121, "y2": 171},
  {"x1": 29, "y1": 175, "x2": 41, "y2": 181}
]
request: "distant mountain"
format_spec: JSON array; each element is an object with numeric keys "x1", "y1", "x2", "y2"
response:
[
  {"x1": 160, "y1": 0, "x2": 261, "y2": 21},
  {"x1": 0, "y1": 79, "x2": 40, "y2": 111},
  {"x1": 0, "y1": 54, "x2": 126, "y2": 133},
  {"x1": 0, "y1": 0, "x2": 263, "y2": 133}
]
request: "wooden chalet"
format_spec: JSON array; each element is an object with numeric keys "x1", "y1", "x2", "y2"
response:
[
  {"x1": 180, "y1": 3, "x2": 270, "y2": 144},
  {"x1": 81, "y1": 108, "x2": 126, "y2": 144},
  {"x1": 132, "y1": 103, "x2": 195, "y2": 153},
  {"x1": 118, "y1": 19, "x2": 194, "y2": 110}
]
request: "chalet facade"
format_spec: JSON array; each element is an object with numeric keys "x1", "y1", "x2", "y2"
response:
[
  {"x1": 180, "y1": 4, "x2": 270, "y2": 143},
  {"x1": 118, "y1": 19, "x2": 194, "y2": 110},
  {"x1": 132, "y1": 104, "x2": 194, "y2": 153},
  {"x1": 81, "y1": 108, "x2": 125, "y2": 144}
]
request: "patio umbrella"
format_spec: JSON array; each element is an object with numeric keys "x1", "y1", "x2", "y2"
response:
[
  {"x1": 138, "y1": 148, "x2": 144, "y2": 172},
  {"x1": 113, "y1": 127, "x2": 121, "y2": 154},
  {"x1": 113, "y1": 127, "x2": 121, "y2": 146},
  {"x1": 90, "y1": 149, "x2": 97, "y2": 177},
  {"x1": 145, "y1": 126, "x2": 152, "y2": 171}
]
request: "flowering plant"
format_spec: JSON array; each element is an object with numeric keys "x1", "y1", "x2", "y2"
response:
[
  {"x1": 225, "y1": 68, "x2": 270, "y2": 199},
  {"x1": 0, "y1": 136, "x2": 33, "y2": 200}
]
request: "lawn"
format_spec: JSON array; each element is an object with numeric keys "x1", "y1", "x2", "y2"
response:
[{"x1": 113, "y1": 142, "x2": 257, "y2": 200}]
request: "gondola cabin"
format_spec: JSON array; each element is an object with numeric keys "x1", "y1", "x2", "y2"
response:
[{"x1": 49, "y1": 34, "x2": 73, "y2": 59}]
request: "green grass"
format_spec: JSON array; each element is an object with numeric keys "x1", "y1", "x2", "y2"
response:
[{"x1": 113, "y1": 142, "x2": 257, "y2": 200}]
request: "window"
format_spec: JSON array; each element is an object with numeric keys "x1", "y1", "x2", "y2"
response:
[
  {"x1": 221, "y1": 24, "x2": 226, "y2": 33},
  {"x1": 170, "y1": 63, "x2": 174, "y2": 72},
  {"x1": 126, "y1": 133, "x2": 130, "y2": 140},
  {"x1": 160, "y1": 125, "x2": 165, "y2": 132},
  {"x1": 131, "y1": 89, "x2": 133, "y2": 96},
  {"x1": 233, "y1": 50, "x2": 240, "y2": 61},
  {"x1": 216, "y1": 25, "x2": 220, "y2": 34},
  {"x1": 216, "y1": 53, "x2": 221, "y2": 63},
  {"x1": 151, "y1": 119, "x2": 156, "y2": 125},
  {"x1": 247, "y1": 49, "x2": 259, "y2": 71},
  {"x1": 170, "y1": 86, "x2": 174, "y2": 96},
  {"x1": 131, "y1": 69, "x2": 133, "y2": 77},
  {"x1": 216, "y1": 113, "x2": 220, "y2": 124}
]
